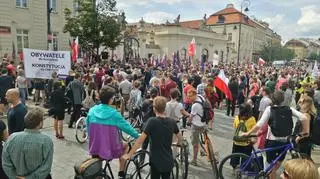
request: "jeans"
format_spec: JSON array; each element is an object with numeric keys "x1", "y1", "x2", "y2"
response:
[
  {"x1": 70, "y1": 104, "x2": 82, "y2": 127},
  {"x1": 226, "y1": 99, "x2": 236, "y2": 116},
  {"x1": 19, "y1": 88, "x2": 26, "y2": 105},
  {"x1": 150, "y1": 163, "x2": 171, "y2": 179}
]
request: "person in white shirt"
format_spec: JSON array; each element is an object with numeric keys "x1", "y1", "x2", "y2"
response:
[
  {"x1": 243, "y1": 91, "x2": 306, "y2": 179},
  {"x1": 187, "y1": 89, "x2": 206, "y2": 166},
  {"x1": 119, "y1": 76, "x2": 132, "y2": 110},
  {"x1": 165, "y1": 88, "x2": 190, "y2": 122}
]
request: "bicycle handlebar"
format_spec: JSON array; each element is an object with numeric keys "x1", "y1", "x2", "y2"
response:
[{"x1": 172, "y1": 143, "x2": 182, "y2": 147}]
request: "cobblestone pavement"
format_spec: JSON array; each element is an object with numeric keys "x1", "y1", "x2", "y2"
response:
[{"x1": 1, "y1": 102, "x2": 320, "y2": 179}]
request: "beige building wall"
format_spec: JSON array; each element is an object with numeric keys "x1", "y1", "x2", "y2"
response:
[
  {"x1": 287, "y1": 46, "x2": 308, "y2": 60},
  {"x1": 0, "y1": 0, "x2": 72, "y2": 60}
]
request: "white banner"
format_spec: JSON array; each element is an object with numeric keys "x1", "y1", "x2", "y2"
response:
[{"x1": 23, "y1": 48, "x2": 71, "y2": 79}]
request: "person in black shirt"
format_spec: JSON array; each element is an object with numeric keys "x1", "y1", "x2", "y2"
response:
[
  {"x1": 6, "y1": 88, "x2": 27, "y2": 134},
  {"x1": 227, "y1": 76, "x2": 239, "y2": 116},
  {"x1": 50, "y1": 82, "x2": 66, "y2": 139},
  {"x1": 0, "y1": 69, "x2": 14, "y2": 115},
  {"x1": 125, "y1": 96, "x2": 182, "y2": 179}
]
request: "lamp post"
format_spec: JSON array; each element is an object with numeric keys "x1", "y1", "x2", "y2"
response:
[
  {"x1": 237, "y1": 0, "x2": 250, "y2": 66},
  {"x1": 47, "y1": 0, "x2": 53, "y2": 50}
]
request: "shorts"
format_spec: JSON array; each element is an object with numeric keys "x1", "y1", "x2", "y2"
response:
[
  {"x1": 265, "y1": 140, "x2": 288, "y2": 163},
  {"x1": 190, "y1": 125, "x2": 204, "y2": 145}
]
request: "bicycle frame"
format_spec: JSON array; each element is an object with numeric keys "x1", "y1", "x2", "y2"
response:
[{"x1": 239, "y1": 143, "x2": 294, "y2": 177}]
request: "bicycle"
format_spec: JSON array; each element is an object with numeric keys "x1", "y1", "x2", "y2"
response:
[
  {"x1": 124, "y1": 150, "x2": 151, "y2": 179},
  {"x1": 199, "y1": 127, "x2": 219, "y2": 179},
  {"x1": 172, "y1": 129, "x2": 189, "y2": 179},
  {"x1": 126, "y1": 106, "x2": 144, "y2": 133},
  {"x1": 75, "y1": 107, "x2": 89, "y2": 144},
  {"x1": 218, "y1": 135, "x2": 306, "y2": 179}
]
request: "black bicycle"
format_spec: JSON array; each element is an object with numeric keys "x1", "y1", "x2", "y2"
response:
[{"x1": 124, "y1": 150, "x2": 151, "y2": 179}]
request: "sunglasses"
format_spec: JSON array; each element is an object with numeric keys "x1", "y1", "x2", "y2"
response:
[{"x1": 282, "y1": 170, "x2": 290, "y2": 178}]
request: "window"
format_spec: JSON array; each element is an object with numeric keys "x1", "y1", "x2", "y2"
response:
[
  {"x1": 52, "y1": 32, "x2": 58, "y2": 51},
  {"x1": 228, "y1": 33, "x2": 232, "y2": 41},
  {"x1": 17, "y1": 29, "x2": 29, "y2": 53},
  {"x1": 72, "y1": 0, "x2": 79, "y2": 15},
  {"x1": 51, "y1": 0, "x2": 57, "y2": 12},
  {"x1": 16, "y1": 0, "x2": 28, "y2": 8}
]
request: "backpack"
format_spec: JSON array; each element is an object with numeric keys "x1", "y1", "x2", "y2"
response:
[
  {"x1": 82, "y1": 90, "x2": 95, "y2": 109},
  {"x1": 311, "y1": 105, "x2": 320, "y2": 145},
  {"x1": 74, "y1": 158, "x2": 102, "y2": 179},
  {"x1": 233, "y1": 120, "x2": 248, "y2": 142},
  {"x1": 142, "y1": 99, "x2": 155, "y2": 122},
  {"x1": 194, "y1": 95, "x2": 213, "y2": 124},
  {"x1": 268, "y1": 106, "x2": 293, "y2": 137}
]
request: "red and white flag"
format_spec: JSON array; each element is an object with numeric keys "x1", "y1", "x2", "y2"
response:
[
  {"x1": 188, "y1": 38, "x2": 196, "y2": 57},
  {"x1": 258, "y1": 58, "x2": 266, "y2": 66},
  {"x1": 71, "y1": 37, "x2": 79, "y2": 63},
  {"x1": 214, "y1": 70, "x2": 233, "y2": 101}
]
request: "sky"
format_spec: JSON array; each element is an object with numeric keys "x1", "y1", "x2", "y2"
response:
[{"x1": 115, "y1": 0, "x2": 320, "y2": 42}]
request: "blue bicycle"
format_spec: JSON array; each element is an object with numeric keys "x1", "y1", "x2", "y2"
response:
[{"x1": 218, "y1": 135, "x2": 305, "y2": 179}]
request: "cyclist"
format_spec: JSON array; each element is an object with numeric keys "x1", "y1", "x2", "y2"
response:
[
  {"x1": 187, "y1": 88, "x2": 206, "y2": 166},
  {"x1": 124, "y1": 96, "x2": 182, "y2": 179},
  {"x1": 86, "y1": 86, "x2": 140, "y2": 179},
  {"x1": 242, "y1": 91, "x2": 306, "y2": 179}
]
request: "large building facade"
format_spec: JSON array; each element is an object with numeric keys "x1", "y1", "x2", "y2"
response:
[
  {"x1": 111, "y1": 19, "x2": 228, "y2": 64},
  {"x1": 285, "y1": 39, "x2": 320, "y2": 60},
  {"x1": 180, "y1": 4, "x2": 281, "y2": 64},
  {"x1": 0, "y1": 0, "x2": 73, "y2": 59}
]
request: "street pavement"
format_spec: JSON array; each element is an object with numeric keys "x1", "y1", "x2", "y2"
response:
[{"x1": 1, "y1": 102, "x2": 320, "y2": 179}]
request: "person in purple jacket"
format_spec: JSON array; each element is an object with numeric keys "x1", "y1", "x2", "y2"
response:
[{"x1": 86, "y1": 86, "x2": 139, "y2": 179}]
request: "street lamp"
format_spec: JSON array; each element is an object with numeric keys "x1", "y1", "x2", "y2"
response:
[{"x1": 237, "y1": 0, "x2": 250, "y2": 65}]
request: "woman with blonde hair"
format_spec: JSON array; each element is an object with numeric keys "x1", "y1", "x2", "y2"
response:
[
  {"x1": 281, "y1": 159, "x2": 319, "y2": 179},
  {"x1": 295, "y1": 95, "x2": 317, "y2": 156}
]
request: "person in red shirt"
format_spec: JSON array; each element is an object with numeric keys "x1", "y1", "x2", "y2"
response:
[
  {"x1": 182, "y1": 77, "x2": 195, "y2": 128},
  {"x1": 6, "y1": 61, "x2": 16, "y2": 78},
  {"x1": 164, "y1": 75, "x2": 177, "y2": 98},
  {"x1": 95, "y1": 67, "x2": 105, "y2": 90}
]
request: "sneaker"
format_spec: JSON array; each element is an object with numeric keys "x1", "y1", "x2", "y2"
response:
[
  {"x1": 190, "y1": 159, "x2": 197, "y2": 166},
  {"x1": 58, "y1": 135, "x2": 65, "y2": 139}
]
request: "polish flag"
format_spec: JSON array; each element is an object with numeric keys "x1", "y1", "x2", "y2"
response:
[
  {"x1": 258, "y1": 58, "x2": 266, "y2": 66},
  {"x1": 188, "y1": 38, "x2": 196, "y2": 57},
  {"x1": 214, "y1": 70, "x2": 233, "y2": 101},
  {"x1": 71, "y1": 37, "x2": 79, "y2": 63}
]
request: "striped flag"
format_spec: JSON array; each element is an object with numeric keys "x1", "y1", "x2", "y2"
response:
[{"x1": 71, "y1": 37, "x2": 79, "y2": 62}]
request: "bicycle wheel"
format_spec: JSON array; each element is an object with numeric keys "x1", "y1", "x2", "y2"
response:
[
  {"x1": 171, "y1": 159, "x2": 179, "y2": 179},
  {"x1": 218, "y1": 153, "x2": 262, "y2": 179},
  {"x1": 75, "y1": 117, "x2": 88, "y2": 143},
  {"x1": 180, "y1": 140, "x2": 189, "y2": 179},
  {"x1": 124, "y1": 150, "x2": 150, "y2": 179},
  {"x1": 206, "y1": 141, "x2": 219, "y2": 179}
]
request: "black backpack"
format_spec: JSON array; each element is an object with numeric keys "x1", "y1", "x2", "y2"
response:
[
  {"x1": 194, "y1": 95, "x2": 213, "y2": 124},
  {"x1": 268, "y1": 106, "x2": 293, "y2": 137}
]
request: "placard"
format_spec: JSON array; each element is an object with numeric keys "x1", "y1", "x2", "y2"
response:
[{"x1": 23, "y1": 48, "x2": 71, "y2": 79}]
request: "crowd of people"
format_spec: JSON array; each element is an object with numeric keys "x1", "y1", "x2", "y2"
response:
[{"x1": 0, "y1": 57, "x2": 320, "y2": 179}]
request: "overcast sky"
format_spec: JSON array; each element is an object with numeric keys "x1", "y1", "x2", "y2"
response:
[{"x1": 115, "y1": 0, "x2": 320, "y2": 42}]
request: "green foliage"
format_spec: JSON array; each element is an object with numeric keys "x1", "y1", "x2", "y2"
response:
[
  {"x1": 308, "y1": 52, "x2": 319, "y2": 61},
  {"x1": 259, "y1": 44, "x2": 295, "y2": 62},
  {"x1": 63, "y1": 0, "x2": 126, "y2": 55}
]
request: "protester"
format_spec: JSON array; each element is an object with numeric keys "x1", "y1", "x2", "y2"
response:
[
  {"x1": 0, "y1": 118, "x2": 8, "y2": 179},
  {"x1": 50, "y1": 82, "x2": 66, "y2": 139},
  {"x1": 0, "y1": 69, "x2": 14, "y2": 115},
  {"x1": 281, "y1": 159, "x2": 319, "y2": 179},
  {"x1": 2, "y1": 108, "x2": 53, "y2": 179},
  {"x1": 16, "y1": 70, "x2": 27, "y2": 105},
  {"x1": 125, "y1": 96, "x2": 182, "y2": 179},
  {"x1": 67, "y1": 73, "x2": 85, "y2": 128},
  {"x1": 6, "y1": 88, "x2": 27, "y2": 135}
]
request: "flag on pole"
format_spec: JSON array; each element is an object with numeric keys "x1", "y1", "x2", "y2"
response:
[
  {"x1": 188, "y1": 38, "x2": 196, "y2": 57},
  {"x1": 258, "y1": 58, "x2": 266, "y2": 66},
  {"x1": 12, "y1": 41, "x2": 16, "y2": 60},
  {"x1": 71, "y1": 37, "x2": 79, "y2": 63},
  {"x1": 214, "y1": 70, "x2": 233, "y2": 101},
  {"x1": 312, "y1": 61, "x2": 319, "y2": 78},
  {"x1": 161, "y1": 54, "x2": 167, "y2": 68},
  {"x1": 173, "y1": 52, "x2": 176, "y2": 68}
]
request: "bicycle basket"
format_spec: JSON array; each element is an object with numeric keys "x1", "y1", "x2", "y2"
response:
[{"x1": 74, "y1": 158, "x2": 102, "y2": 179}]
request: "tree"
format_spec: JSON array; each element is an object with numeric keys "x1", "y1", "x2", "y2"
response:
[
  {"x1": 308, "y1": 52, "x2": 318, "y2": 61},
  {"x1": 259, "y1": 44, "x2": 295, "y2": 62},
  {"x1": 63, "y1": 0, "x2": 126, "y2": 59}
]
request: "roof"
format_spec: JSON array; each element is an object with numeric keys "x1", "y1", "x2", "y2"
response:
[
  {"x1": 211, "y1": 7, "x2": 240, "y2": 16},
  {"x1": 207, "y1": 13, "x2": 255, "y2": 27},
  {"x1": 179, "y1": 20, "x2": 202, "y2": 29}
]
